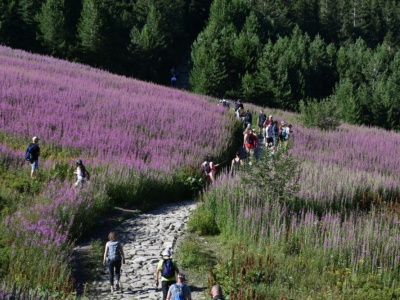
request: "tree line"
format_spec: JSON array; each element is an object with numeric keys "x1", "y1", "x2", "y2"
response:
[{"x1": 2, "y1": 0, "x2": 400, "y2": 129}]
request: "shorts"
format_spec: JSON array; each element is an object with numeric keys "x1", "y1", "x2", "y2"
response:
[
  {"x1": 245, "y1": 147, "x2": 255, "y2": 156},
  {"x1": 30, "y1": 160, "x2": 39, "y2": 171}
]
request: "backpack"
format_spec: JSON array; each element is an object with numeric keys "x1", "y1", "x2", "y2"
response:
[
  {"x1": 246, "y1": 134, "x2": 254, "y2": 144},
  {"x1": 282, "y1": 129, "x2": 287, "y2": 138},
  {"x1": 161, "y1": 258, "x2": 176, "y2": 277},
  {"x1": 81, "y1": 166, "x2": 90, "y2": 180},
  {"x1": 203, "y1": 162, "x2": 211, "y2": 174},
  {"x1": 24, "y1": 144, "x2": 35, "y2": 161},
  {"x1": 259, "y1": 114, "x2": 266, "y2": 125},
  {"x1": 173, "y1": 284, "x2": 185, "y2": 300},
  {"x1": 108, "y1": 241, "x2": 121, "y2": 261},
  {"x1": 244, "y1": 112, "x2": 251, "y2": 122}
]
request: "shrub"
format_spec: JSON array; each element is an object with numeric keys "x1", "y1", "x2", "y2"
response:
[
  {"x1": 188, "y1": 203, "x2": 220, "y2": 235},
  {"x1": 299, "y1": 96, "x2": 341, "y2": 130}
]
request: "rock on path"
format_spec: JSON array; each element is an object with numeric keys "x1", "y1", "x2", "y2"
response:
[{"x1": 88, "y1": 201, "x2": 206, "y2": 299}]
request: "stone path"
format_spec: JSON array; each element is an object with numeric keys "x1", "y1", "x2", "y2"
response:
[{"x1": 87, "y1": 201, "x2": 207, "y2": 300}]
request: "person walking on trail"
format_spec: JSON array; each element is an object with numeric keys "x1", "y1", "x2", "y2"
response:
[
  {"x1": 156, "y1": 249, "x2": 180, "y2": 300},
  {"x1": 265, "y1": 122, "x2": 274, "y2": 148},
  {"x1": 25, "y1": 136, "x2": 41, "y2": 178},
  {"x1": 201, "y1": 155, "x2": 220, "y2": 184},
  {"x1": 74, "y1": 159, "x2": 90, "y2": 187},
  {"x1": 244, "y1": 129, "x2": 258, "y2": 159},
  {"x1": 103, "y1": 232, "x2": 126, "y2": 293},
  {"x1": 278, "y1": 121, "x2": 286, "y2": 143},
  {"x1": 166, "y1": 273, "x2": 192, "y2": 300},
  {"x1": 244, "y1": 109, "x2": 252, "y2": 129},
  {"x1": 258, "y1": 110, "x2": 267, "y2": 136},
  {"x1": 272, "y1": 120, "x2": 279, "y2": 146},
  {"x1": 243, "y1": 123, "x2": 252, "y2": 136},
  {"x1": 230, "y1": 151, "x2": 243, "y2": 176},
  {"x1": 210, "y1": 284, "x2": 224, "y2": 300}
]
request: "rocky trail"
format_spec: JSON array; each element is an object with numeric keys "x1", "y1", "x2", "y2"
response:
[{"x1": 75, "y1": 201, "x2": 207, "y2": 300}]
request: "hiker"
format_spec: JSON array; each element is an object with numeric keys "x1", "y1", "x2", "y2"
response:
[
  {"x1": 283, "y1": 124, "x2": 293, "y2": 140},
  {"x1": 234, "y1": 99, "x2": 244, "y2": 119},
  {"x1": 234, "y1": 99, "x2": 244, "y2": 112},
  {"x1": 265, "y1": 122, "x2": 274, "y2": 148},
  {"x1": 244, "y1": 129, "x2": 258, "y2": 159},
  {"x1": 210, "y1": 284, "x2": 224, "y2": 300},
  {"x1": 201, "y1": 156, "x2": 220, "y2": 184},
  {"x1": 244, "y1": 110, "x2": 252, "y2": 129},
  {"x1": 230, "y1": 151, "x2": 243, "y2": 176},
  {"x1": 103, "y1": 232, "x2": 126, "y2": 293},
  {"x1": 243, "y1": 123, "x2": 252, "y2": 136},
  {"x1": 156, "y1": 249, "x2": 180, "y2": 300},
  {"x1": 267, "y1": 115, "x2": 273, "y2": 125},
  {"x1": 171, "y1": 75, "x2": 177, "y2": 87},
  {"x1": 74, "y1": 159, "x2": 90, "y2": 187},
  {"x1": 258, "y1": 110, "x2": 267, "y2": 136},
  {"x1": 278, "y1": 121, "x2": 286, "y2": 143},
  {"x1": 166, "y1": 273, "x2": 192, "y2": 300},
  {"x1": 219, "y1": 99, "x2": 230, "y2": 108},
  {"x1": 25, "y1": 136, "x2": 41, "y2": 178},
  {"x1": 272, "y1": 120, "x2": 279, "y2": 146}
]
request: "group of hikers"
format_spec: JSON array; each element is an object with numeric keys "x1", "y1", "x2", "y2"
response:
[
  {"x1": 103, "y1": 231, "x2": 224, "y2": 299},
  {"x1": 25, "y1": 136, "x2": 90, "y2": 186},
  {"x1": 203, "y1": 99, "x2": 294, "y2": 184}
]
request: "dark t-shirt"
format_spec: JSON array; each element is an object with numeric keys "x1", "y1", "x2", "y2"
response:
[
  {"x1": 258, "y1": 113, "x2": 266, "y2": 126},
  {"x1": 28, "y1": 143, "x2": 40, "y2": 160}
]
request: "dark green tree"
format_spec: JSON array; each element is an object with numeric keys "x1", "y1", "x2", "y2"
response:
[
  {"x1": 77, "y1": 0, "x2": 111, "y2": 66},
  {"x1": 190, "y1": 27, "x2": 228, "y2": 97},
  {"x1": 128, "y1": 5, "x2": 167, "y2": 81},
  {"x1": 37, "y1": 0, "x2": 68, "y2": 56}
]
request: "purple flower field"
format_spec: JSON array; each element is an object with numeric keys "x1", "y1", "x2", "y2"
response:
[
  {"x1": 0, "y1": 46, "x2": 233, "y2": 174},
  {"x1": 0, "y1": 46, "x2": 235, "y2": 294},
  {"x1": 244, "y1": 103, "x2": 400, "y2": 207}
]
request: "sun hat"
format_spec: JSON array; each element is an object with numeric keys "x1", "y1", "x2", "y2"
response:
[
  {"x1": 162, "y1": 249, "x2": 172, "y2": 257},
  {"x1": 32, "y1": 136, "x2": 40, "y2": 142}
]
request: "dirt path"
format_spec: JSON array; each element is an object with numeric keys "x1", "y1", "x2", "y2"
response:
[{"x1": 78, "y1": 201, "x2": 207, "y2": 300}]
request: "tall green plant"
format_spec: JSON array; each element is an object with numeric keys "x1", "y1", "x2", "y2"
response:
[{"x1": 299, "y1": 96, "x2": 341, "y2": 131}]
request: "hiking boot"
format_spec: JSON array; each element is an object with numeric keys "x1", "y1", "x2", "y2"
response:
[{"x1": 115, "y1": 281, "x2": 120, "y2": 290}]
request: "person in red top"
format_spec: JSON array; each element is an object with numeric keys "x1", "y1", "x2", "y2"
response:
[
  {"x1": 201, "y1": 155, "x2": 220, "y2": 184},
  {"x1": 244, "y1": 129, "x2": 258, "y2": 159}
]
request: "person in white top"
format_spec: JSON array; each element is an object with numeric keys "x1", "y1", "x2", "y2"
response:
[{"x1": 74, "y1": 159, "x2": 90, "y2": 187}]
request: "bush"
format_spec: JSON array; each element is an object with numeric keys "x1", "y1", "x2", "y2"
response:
[
  {"x1": 300, "y1": 96, "x2": 341, "y2": 130},
  {"x1": 188, "y1": 203, "x2": 220, "y2": 235}
]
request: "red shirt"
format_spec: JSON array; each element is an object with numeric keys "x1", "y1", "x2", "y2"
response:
[{"x1": 244, "y1": 133, "x2": 258, "y2": 149}]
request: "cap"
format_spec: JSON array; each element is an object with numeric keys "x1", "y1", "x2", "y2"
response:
[
  {"x1": 32, "y1": 136, "x2": 40, "y2": 142},
  {"x1": 177, "y1": 273, "x2": 186, "y2": 280},
  {"x1": 162, "y1": 249, "x2": 172, "y2": 257},
  {"x1": 76, "y1": 159, "x2": 83, "y2": 165}
]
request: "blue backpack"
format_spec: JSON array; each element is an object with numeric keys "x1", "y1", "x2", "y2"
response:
[
  {"x1": 108, "y1": 241, "x2": 121, "y2": 261},
  {"x1": 173, "y1": 284, "x2": 185, "y2": 300},
  {"x1": 24, "y1": 144, "x2": 35, "y2": 161},
  {"x1": 161, "y1": 259, "x2": 175, "y2": 277}
]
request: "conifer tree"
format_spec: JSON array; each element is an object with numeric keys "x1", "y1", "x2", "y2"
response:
[
  {"x1": 77, "y1": 0, "x2": 110, "y2": 66},
  {"x1": 37, "y1": 0, "x2": 68, "y2": 56},
  {"x1": 128, "y1": 5, "x2": 167, "y2": 81}
]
